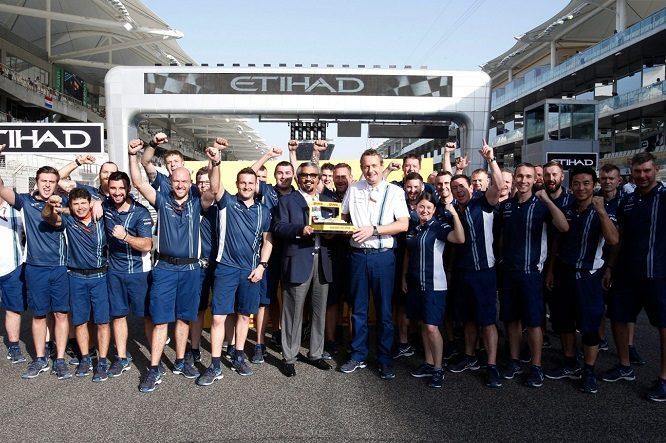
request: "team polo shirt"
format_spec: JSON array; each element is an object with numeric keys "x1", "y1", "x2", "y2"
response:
[
  {"x1": 498, "y1": 195, "x2": 552, "y2": 273},
  {"x1": 406, "y1": 219, "x2": 452, "y2": 291},
  {"x1": 150, "y1": 171, "x2": 171, "y2": 193},
  {"x1": 215, "y1": 191, "x2": 271, "y2": 270},
  {"x1": 154, "y1": 188, "x2": 202, "y2": 271},
  {"x1": 616, "y1": 182, "x2": 666, "y2": 278},
  {"x1": 0, "y1": 201, "x2": 24, "y2": 277},
  {"x1": 454, "y1": 195, "x2": 496, "y2": 271},
  {"x1": 76, "y1": 182, "x2": 106, "y2": 201},
  {"x1": 550, "y1": 188, "x2": 573, "y2": 209},
  {"x1": 103, "y1": 198, "x2": 153, "y2": 273},
  {"x1": 13, "y1": 193, "x2": 67, "y2": 267},
  {"x1": 595, "y1": 188, "x2": 625, "y2": 218},
  {"x1": 435, "y1": 201, "x2": 454, "y2": 225},
  {"x1": 396, "y1": 204, "x2": 421, "y2": 253},
  {"x1": 200, "y1": 202, "x2": 219, "y2": 261},
  {"x1": 559, "y1": 203, "x2": 616, "y2": 270},
  {"x1": 61, "y1": 214, "x2": 107, "y2": 271},
  {"x1": 342, "y1": 180, "x2": 409, "y2": 249}
]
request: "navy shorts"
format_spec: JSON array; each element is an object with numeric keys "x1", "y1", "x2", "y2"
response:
[
  {"x1": 452, "y1": 268, "x2": 497, "y2": 327},
  {"x1": 212, "y1": 264, "x2": 261, "y2": 316},
  {"x1": 0, "y1": 265, "x2": 26, "y2": 313},
  {"x1": 107, "y1": 271, "x2": 150, "y2": 318},
  {"x1": 149, "y1": 267, "x2": 201, "y2": 324},
  {"x1": 69, "y1": 272, "x2": 110, "y2": 326},
  {"x1": 25, "y1": 264, "x2": 69, "y2": 316},
  {"x1": 609, "y1": 275, "x2": 666, "y2": 328},
  {"x1": 499, "y1": 270, "x2": 544, "y2": 328},
  {"x1": 199, "y1": 263, "x2": 215, "y2": 312},
  {"x1": 549, "y1": 262, "x2": 604, "y2": 334},
  {"x1": 406, "y1": 284, "x2": 447, "y2": 326}
]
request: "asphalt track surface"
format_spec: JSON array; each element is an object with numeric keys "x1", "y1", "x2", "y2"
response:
[{"x1": 2, "y1": 312, "x2": 665, "y2": 442}]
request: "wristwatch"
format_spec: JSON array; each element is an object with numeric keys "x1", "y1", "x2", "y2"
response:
[
  {"x1": 258, "y1": 261, "x2": 268, "y2": 269},
  {"x1": 372, "y1": 226, "x2": 379, "y2": 237}
]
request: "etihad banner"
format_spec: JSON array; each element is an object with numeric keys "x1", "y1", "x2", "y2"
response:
[
  {"x1": 0, "y1": 123, "x2": 104, "y2": 154},
  {"x1": 144, "y1": 72, "x2": 453, "y2": 97}
]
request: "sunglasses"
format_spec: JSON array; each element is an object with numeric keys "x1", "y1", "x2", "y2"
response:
[{"x1": 298, "y1": 173, "x2": 319, "y2": 179}]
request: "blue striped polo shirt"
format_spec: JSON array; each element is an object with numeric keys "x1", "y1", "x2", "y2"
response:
[
  {"x1": 454, "y1": 195, "x2": 496, "y2": 271},
  {"x1": 103, "y1": 197, "x2": 153, "y2": 273},
  {"x1": 559, "y1": 203, "x2": 616, "y2": 271},
  {"x1": 13, "y1": 193, "x2": 67, "y2": 267},
  {"x1": 405, "y1": 218, "x2": 453, "y2": 291},
  {"x1": 61, "y1": 214, "x2": 107, "y2": 272},
  {"x1": 154, "y1": 188, "x2": 202, "y2": 271}
]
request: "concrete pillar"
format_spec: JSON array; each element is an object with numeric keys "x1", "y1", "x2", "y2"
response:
[
  {"x1": 550, "y1": 41, "x2": 557, "y2": 68},
  {"x1": 616, "y1": 0, "x2": 626, "y2": 32},
  {"x1": 508, "y1": 68, "x2": 513, "y2": 82}
]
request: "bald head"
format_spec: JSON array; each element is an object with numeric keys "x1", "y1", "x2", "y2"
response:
[{"x1": 171, "y1": 167, "x2": 192, "y2": 199}]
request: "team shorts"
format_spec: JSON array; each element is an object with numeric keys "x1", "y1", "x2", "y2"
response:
[
  {"x1": 107, "y1": 271, "x2": 150, "y2": 318},
  {"x1": 212, "y1": 263, "x2": 261, "y2": 316},
  {"x1": 68, "y1": 272, "x2": 110, "y2": 326},
  {"x1": 452, "y1": 268, "x2": 497, "y2": 327},
  {"x1": 149, "y1": 267, "x2": 200, "y2": 324},
  {"x1": 0, "y1": 265, "x2": 26, "y2": 313},
  {"x1": 199, "y1": 263, "x2": 216, "y2": 312},
  {"x1": 499, "y1": 270, "x2": 543, "y2": 328},
  {"x1": 609, "y1": 274, "x2": 666, "y2": 328},
  {"x1": 25, "y1": 264, "x2": 69, "y2": 316},
  {"x1": 549, "y1": 262, "x2": 604, "y2": 334},
  {"x1": 406, "y1": 283, "x2": 447, "y2": 326}
]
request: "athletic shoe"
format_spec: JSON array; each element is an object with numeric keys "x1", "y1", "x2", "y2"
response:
[
  {"x1": 173, "y1": 360, "x2": 200, "y2": 379},
  {"x1": 108, "y1": 358, "x2": 131, "y2": 378},
  {"x1": 186, "y1": 349, "x2": 202, "y2": 364},
  {"x1": 139, "y1": 368, "x2": 162, "y2": 393},
  {"x1": 443, "y1": 346, "x2": 459, "y2": 362},
  {"x1": 196, "y1": 365, "x2": 224, "y2": 386},
  {"x1": 524, "y1": 365, "x2": 544, "y2": 388},
  {"x1": 448, "y1": 354, "x2": 480, "y2": 373},
  {"x1": 486, "y1": 365, "x2": 502, "y2": 388},
  {"x1": 429, "y1": 369, "x2": 445, "y2": 388},
  {"x1": 250, "y1": 344, "x2": 265, "y2": 364},
  {"x1": 231, "y1": 353, "x2": 254, "y2": 376},
  {"x1": 321, "y1": 351, "x2": 333, "y2": 361},
  {"x1": 545, "y1": 365, "x2": 582, "y2": 380},
  {"x1": 7, "y1": 345, "x2": 26, "y2": 364},
  {"x1": 411, "y1": 363, "x2": 435, "y2": 378},
  {"x1": 75, "y1": 356, "x2": 93, "y2": 377},
  {"x1": 378, "y1": 364, "x2": 396, "y2": 380},
  {"x1": 92, "y1": 359, "x2": 109, "y2": 382},
  {"x1": 165, "y1": 336, "x2": 171, "y2": 345},
  {"x1": 580, "y1": 368, "x2": 598, "y2": 394},
  {"x1": 598, "y1": 337, "x2": 609, "y2": 351},
  {"x1": 601, "y1": 364, "x2": 635, "y2": 382},
  {"x1": 158, "y1": 362, "x2": 166, "y2": 377},
  {"x1": 339, "y1": 359, "x2": 367, "y2": 373},
  {"x1": 21, "y1": 358, "x2": 49, "y2": 379},
  {"x1": 52, "y1": 359, "x2": 72, "y2": 380},
  {"x1": 647, "y1": 378, "x2": 666, "y2": 402},
  {"x1": 225, "y1": 345, "x2": 236, "y2": 362},
  {"x1": 392, "y1": 343, "x2": 415, "y2": 359},
  {"x1": 629, "y1": 345, "x2": 646, "y2": 366},
  {"x1": 501, "y1": 360, "x2": 524, "y2": 380}
]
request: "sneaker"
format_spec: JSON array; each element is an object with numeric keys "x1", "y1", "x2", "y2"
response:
[
  {"x1": 189, "y1": 348, "x2": 202, "y2": 364},
  {"x1": 7, "y1": 345, "x2": 26, "y2": 364},
  {"x1": 429, "y1": 369, "x2": 445, "y2": 388},
  {"x1": 501, "y1": 360, "x2": 524, "y2": 380},
  {"x1": 231, "y1": 353, "x2": 254, "y2": 376},
  {"x1": 225, "y1": 345, "x2": 236, "y2": 362},
  {"x1": 629, "y1": 345, "x2": 646, "y2": 366},
  {"x1": 92, "y1": 359, "x2": 109, "y2": 382},
  {"x1": 66, "y1": 344, "x2": 80, "y2": 366},
  {"x1": 598, "y1": 337, "x2": 609, "y2": 352},
  {"x1": 339, "y1": 359, "x2": 367, "y2": 373},
  {"x1": 524, "y1": 365, "x2": 544, "y2": 388},
  {"x1": 158, "y1": 362, "x2": 167, "y2": 377},
  {"x1": 108, "y1": 358, "x2": 131, "y2": 378},
  {"x1": 379, "y1": 364, "x2": 396, "y2": 380},
  {"x1": 196, "y1": 365, "x2": 223, "y2": 386},
  {"x1": 486, "y1": 365, "x2": 503, "y2": 388},
  {"x1": 647, "y1": 378, "x2": 666, "y2": 402},
  {"x1": 580, "y1": 368, "x2": 598, "y2": 394},
  {"x1": 443, "y1": 346, "x2": 459, "y2": 362},
  {"x1": 250, "y1": 344, "x2": 265, "y2": 364},
  {"x1": 601, "y1": 364, "x2": 635, "y2": 382},
  {"x1": 21, "y1": 358, "x2": 49, "y2": 379},
  {"x1": 75, "y1": 357, "x2": 93, "y2": 377},
  {"x1": 545, "y1": 365, "x2": 582, "y2": 380},
  {"x1": 139, "y1": 368, "x2": 162, "y2": 393},
  {"x1": 411, "y1": 363, "x2": 435, "y2": 378},
  {"x1": 173, "y1": 360, "x2": 200, "y2": 379},
  {"x1": 448, "y1": 354, "x2": 480, "y2": 373},
  {"x1": 52, "y1": 359, "x2": 72, "y2": 380},
  {"x1": 392, "y1": 343, "x2": 415, "y2": 359}
]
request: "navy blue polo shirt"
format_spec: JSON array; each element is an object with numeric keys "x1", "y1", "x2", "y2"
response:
[
  {"x1": 215, "y1": 191, "x2": 271, "y2": 270},
  {"x1": 103, "y1": 197, "x2": 153, "y2": 273},
  {"x1": 154, "y1": 188, "x2": 202, "y2": 271},
  {"x1": 150, "y1": 170, "x2": 171, "y2": 193},
  {"x1": 405, "y1": 219, "x2": 453, "y2": 291},
  {"x1": 76, "y1": 182, "x2": 105, "y2": 201},
  {"x1": 616, "y1": 183, "x2": 666, "y2": 278},
  {"x1": 454, "y1": 195, "x2": 496, "y2": 271},
  {"x1": 13, "y1": 193, "x2": 66, "y2": 267},
  {"x1": 200, "y1": 202, "x2": 219, "y2": 261},
  {"x1": 498, "y1": 195, "x2": 552, "y2": 273},
  {"x1": 61, "y1": 214, "x2": 107, "y2": 271},
  {"x1": 559, "y1": 203, "x2": 616, "y2": 270}
]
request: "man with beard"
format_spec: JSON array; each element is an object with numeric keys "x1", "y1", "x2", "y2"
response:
[
  {"x1": 58, "y1": 155, "x2": 118, "y2": 201},
  {"x1": 533, "y1": 165, "x2": 545, "y2": 192}
]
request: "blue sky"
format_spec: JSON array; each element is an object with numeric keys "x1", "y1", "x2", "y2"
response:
[{"x1": 143, "y1": 1, "x2": 569, "y2": 158}]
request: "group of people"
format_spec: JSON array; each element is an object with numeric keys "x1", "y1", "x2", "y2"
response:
[{"x1": 0, "y1": 136, "x2": 664, "y2": 402}]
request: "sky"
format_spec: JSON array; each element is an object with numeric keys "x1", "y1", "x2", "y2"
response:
[{"x1": 142, "y1": 0, "x2": 570, "y2": 159}]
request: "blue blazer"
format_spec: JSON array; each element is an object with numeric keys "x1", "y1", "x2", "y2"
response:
[{"x1": 273, "y1": 191, "x2": 334, "y2": 285}]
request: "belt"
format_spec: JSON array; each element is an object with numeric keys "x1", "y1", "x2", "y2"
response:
[
  {"x1": 68, "y1": 265, "x2": 108, "y2": 275},
  {"x1": 156, "y1": 253, "x2": 199, "y2": 266},
  {"x1": 351, "y1": 247, "x2": 391, "y2": 254}
]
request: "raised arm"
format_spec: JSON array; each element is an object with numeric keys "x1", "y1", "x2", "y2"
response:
[
  {"x1": 536, "y1": 189, "x2": 569, "y2": 233},
  {"x1": 251, "y1": 146, "x2": 283, "y2": 174},
  {"x1": 445, "y1": 202, "x2": 465, "y2": 244},
  {"x1": 0, "y1": 144, "x2": 16, "y2": 206},
  {"x1": 287, "y1": 139, "x2": 299, "y2": 173},
  {"x1": 311, "y1": 139, "x2": 327, "y2": 166},
  {"x1": 442, "y1": 142, "x2": 456, "y2": 174},
  {"x1": 128, "y1": 139, "x2": 157, "y2": 206},
  {"x1": 206, "y1": 137, "x2": 227, "y2": 203},
  {"x1": 41, "y1": 195, "x2": 63, "y2": 227},
  {"x1": 592, "y1": 196, "x2": 619, "y2": 246},
  {"x1": 480, "y1": 140, "x2": 503, "y2": 206},
  {"x1": 382, "y1": 161, "x2": 400, "y2": 180},
  {"x1": 58, "y1": 154, "x2": 95, "y2": 184},
  {"x1": 140, "y1": 132, "x2": 168, "y2": 183},
  {"x1": 455, "y1": 154, "x2": 469, "y2": 176}
]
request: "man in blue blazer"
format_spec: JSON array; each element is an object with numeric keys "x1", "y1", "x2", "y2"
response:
[{"x1": 273, "y1": 162, "x2": 335, "y2": 376}]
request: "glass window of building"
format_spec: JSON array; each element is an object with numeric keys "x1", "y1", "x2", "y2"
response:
[
  {"x1": 525, "y1": 106, "x2": 544, "y2": 144},
  {"x1": 6, "y1": 54, "x2": 49, "y2": 85}
]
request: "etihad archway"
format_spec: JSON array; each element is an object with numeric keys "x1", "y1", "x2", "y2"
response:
[{"x1": 105, "y1": 66, "x2": 491, "y2": 171}]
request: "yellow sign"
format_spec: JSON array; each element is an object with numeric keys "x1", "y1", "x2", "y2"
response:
[{"x1": 309, "y1": 201, "x2": 356, "y2": 233}]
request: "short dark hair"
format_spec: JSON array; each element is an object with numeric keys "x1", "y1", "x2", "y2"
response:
[
  {"x1": 631, "y1": 151, "x2": 656, "y2": 166},
  {"x1": 543, "y1": 160, "x2": 563, "y2": 171},
  {"x1": 258, "y1": 165, "x2": 267, "y2": 172},
  {"x1": 416, "y1": 192, "x2": 437, "y2": 207},
  {"x1": 69, "y1": 187, "x2": 91, "y2": 202},
  {"x1": 570, "y1": 166, "x2": 597, "y2": 185},
  {"x1": 321, "y1": 162, "x2": 335, "y2": 172},
  {"x1": 360, "y1": 149, "x2": 382, "y2": 163},
  {"x1": 404, "y1": 172, "x2": 423, "y2": 183},
  {"x1": 195, "y1": 167, "x2": 209, "y2": 182},
  {"x1": 108, "y1": 171, "x2": 130, "y2": 190},
  {"x1": 436, "y1": 170, "x2": 452, "y2": 177},
  {"x1": 451, "y1": 174, "x2": 471, "y2": 186},
  {"x1": 599, "y1": 164, "x2": 620, "y2": 174},
  {"x1": 333, "y1": 162, "x2": 352, "y2": 174},
  {"x1": 471, "y1": 168, "x2": 488, "y2": 176},
  {"x1": 236, "y1": 167, "x2": 257, "y2": 182},
  {"x1": 163, "y1": 150, "x2": 184, "y2": 161},
  {"x1": 514, "y1": 163, "x2": 536, "y2": 175},
  {"x1": 501, "y1": 167, "x2": 514, "y2": 174},
  {"x1": 403, "y1": 154, "x2": 421, "y2": 165},
  {"x1": 274, "y1": 161, "x2": 293, "y2": 172},
  {"x1": 36, "y1": 165, "x2": 60, "y2": 181}
]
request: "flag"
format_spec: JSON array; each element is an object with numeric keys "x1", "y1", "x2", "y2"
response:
[{"x1": 44, "y1": 95, "x2": 53, "y2": 109}]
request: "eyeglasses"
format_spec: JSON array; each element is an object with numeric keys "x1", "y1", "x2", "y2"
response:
[{"x1": 298, "y1": 173, "x2": 319, "y2": 179}]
